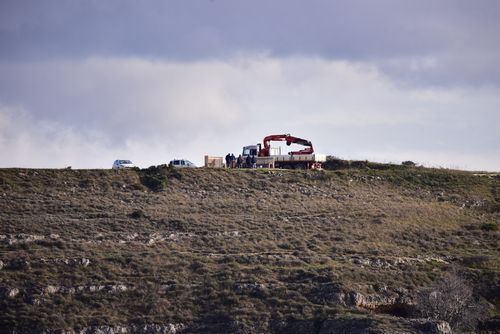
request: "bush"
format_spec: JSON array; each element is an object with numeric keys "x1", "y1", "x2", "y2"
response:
[
  {"x1": 480, "y1": 223, "x2": 498, "y2": 231},
  {"x1": 129, "y1": 209, "x2": 147, "y2": 219},
  {"x1": 415, "y1": 271, "x2": 486, "y2": 331},
  {"x1": 140, "y1": 174, "x2": 167, "y2": 192},
  {"x1": 137, "y1": 165, "x2": 183, "y2": 192},
  {"x1": 402, "y1": 161, "x2": 416, "y2": 167}
]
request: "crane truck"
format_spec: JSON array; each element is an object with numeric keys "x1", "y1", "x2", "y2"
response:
[{"x1": 242, "y1": 134, "x2": 326, "y2": 169}]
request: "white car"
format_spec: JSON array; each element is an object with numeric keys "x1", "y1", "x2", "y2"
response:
[
  {"x1": 169, "y1": 159, "x2": 196, "y2": 168},
  {"x1": 112, "y1": 160, "x2": 136, "y2": 169}
]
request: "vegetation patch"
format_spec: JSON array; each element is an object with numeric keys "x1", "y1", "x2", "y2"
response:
[
  {"x1": 137, "y1": 165, "x2": 182, "y2": 192},
  {"x1": 0, "y1": 166, "x2": 497, "y2": 332},
  {"x1": 480, "y1": 222, "x2": 498, "y2": 231}
]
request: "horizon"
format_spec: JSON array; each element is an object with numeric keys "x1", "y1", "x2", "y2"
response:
[{"x1": 1, "y1": 1, "x2": 499, "y2": 171}]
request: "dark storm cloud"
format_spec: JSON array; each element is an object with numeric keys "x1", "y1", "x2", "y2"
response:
[{"x1": 1, "y1": 0, "x2": 500, "y2": 85}]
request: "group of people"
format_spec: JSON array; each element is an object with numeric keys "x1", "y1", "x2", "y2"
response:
[{"x1": 225, "y1": 153, "x2": 256, "y2": 168}]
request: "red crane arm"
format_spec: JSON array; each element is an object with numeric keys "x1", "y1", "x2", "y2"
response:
[{"x1": 259, "y1": 134, "x2": 314, "y2": 156}]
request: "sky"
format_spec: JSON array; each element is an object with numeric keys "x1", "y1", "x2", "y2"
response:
[{"x1": 0, "y1": 0, "x2": 499, "y2": 171}]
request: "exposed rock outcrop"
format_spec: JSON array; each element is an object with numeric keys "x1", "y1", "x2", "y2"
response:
[
  {"x1": 41, "y1": 284, "x2": 133, "y2": 296},
  {"x1": 3, "y1": 323, "x2": 185, "y2": 334},
  {"x1": 0, "y1": 234, "x2": 46, "y2": 245},
  {"x1": 412, "y1": 319, "x2": 452, "y2": 334},
  {"x1": 308, "y1": 283, "x2": 413, "y2": 311},
  {"x1": 0, "y1": 287, "x2": 20, "y2": 299}
]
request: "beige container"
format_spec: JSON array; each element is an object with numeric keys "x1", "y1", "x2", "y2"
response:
[{"x1": 204, "y1": 155, "x2": 224, "y2": 168}]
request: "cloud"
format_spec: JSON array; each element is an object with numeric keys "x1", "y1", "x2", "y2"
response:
[
  {"x1": 1, "y1": 2, "x2": 498, "y2": 171},
  {"x1": 1, "y1": 1, "x2": 500, "y2": 87},
  {"x1": 0, "y1": 56, "x2": 499, "y2": 170},
  {"x1": 0, "y1": 104, "x2": 195, "y2": 169},
  {"x1": 0, "y1": 106, "x2": 105, "y2": 168}
]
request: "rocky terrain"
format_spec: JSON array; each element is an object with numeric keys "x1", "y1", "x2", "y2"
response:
[{"x1": 0, "y1": 165, "x2": 498, "y2": 333}]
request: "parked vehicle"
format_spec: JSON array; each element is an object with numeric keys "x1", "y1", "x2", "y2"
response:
[
  {"x1": 169, "y1": 159, "x2": 196, "y2": 168},
  {"x1": 242, "y1": 134, "x2": 325, "y2": 169},
  {"x1": 112, "y1": 160, "x2": 136, "y2": 169}
]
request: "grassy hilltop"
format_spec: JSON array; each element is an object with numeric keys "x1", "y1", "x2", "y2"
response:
[{"x1": 0, "y1": 164, "x2": 498, "y2": 333}]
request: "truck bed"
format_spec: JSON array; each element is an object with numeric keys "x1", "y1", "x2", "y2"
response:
[
  {"x1": 255, "y1": 154, "x2": 326, "y2": 169},
  {"x1": 272, "y1": 154, "x2": 326, "y2": 162}
]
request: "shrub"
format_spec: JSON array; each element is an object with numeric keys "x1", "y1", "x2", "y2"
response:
[
  {"x1": 460, "y1": 256, "x2": 493, "y2": 269},
  {"x1": 158, "y1": 219, "x2": 188, "y2": 232},
  {"x1": 137, "y1": 165, "x2": 182, "y2": 191},
  {"x1": 402, "y1": 160, "x2": 416, "y2": 167},
  {"x1": 415, "y1": 271, "x2": 486, "y2": 331},
  {"x1": 140, "y1": 174, "x2": 166, "y2": 192},
  {"x1": 480, "y1": 223, "x2": 498, "y2": 231},
  {"x1": 129, "y1": 209, "x2": 147, "y2": 219}
]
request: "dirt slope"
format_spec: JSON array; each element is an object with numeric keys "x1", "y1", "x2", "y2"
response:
[{"x1": 0, "y1": 167, "x2": 498, "y2": 333}]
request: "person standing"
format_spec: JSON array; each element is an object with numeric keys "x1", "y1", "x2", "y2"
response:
[
  {"x1": 230, "y1": 153, "x2": 236, "y2": 168},
  {"x1": 245, "y1": 155, "x2": 251, "y2": 168},
  {"x1": 225, "y1": 153, "x2": 231, "y2": 168},
  {"x1": 236, "y1": 155, "x2": 243, "y2": 168},
  {"x1": 251, "y1": 155, "x2": 256, "y2": 168}
]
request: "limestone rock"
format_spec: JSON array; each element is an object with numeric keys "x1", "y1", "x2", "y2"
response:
[
  {"x1": 72, "y1": 323, "x2": 185, "y2": 334},
  {"x1": 7, "y1": 287, "x2": 20, "y2": 299},
  {"x1": 1, "y1": 287, "x2": 20, "y2": 299},
  {"x1": 347, "y1": 291, "x2": 365, "y2": 307},
  {"x1": 413, "y1": 320, "x2": 453, "y2": 334},
  {"x1": 107, "y1": 284, "x2": 128, "y2": 293},
  {"x1": 80, "y1": 258, "x2": 91, "y2": 267},
  {"x1": 44, "y1": 285, "x2": 60, "y2": 295},
  {"x1": 5, "y1": 233, "x2": 45, "y2": 245}
]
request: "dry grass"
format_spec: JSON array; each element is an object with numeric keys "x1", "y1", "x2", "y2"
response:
[{"x1": 0, "y1": 167, "x2": 498, "y2": 331}]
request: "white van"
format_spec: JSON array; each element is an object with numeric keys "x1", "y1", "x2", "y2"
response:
[{"x1": 169, "y1": 159, "x2": 196, "y2": 168}]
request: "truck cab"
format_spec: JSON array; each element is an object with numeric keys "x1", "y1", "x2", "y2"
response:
[{"x1": 242, "y1": 145, "x2": 260, "y2": 157}]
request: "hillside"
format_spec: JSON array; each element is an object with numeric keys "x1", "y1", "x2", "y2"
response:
[{"x1": 0, "y1": 166, "x2": 498, "y2": 333}]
